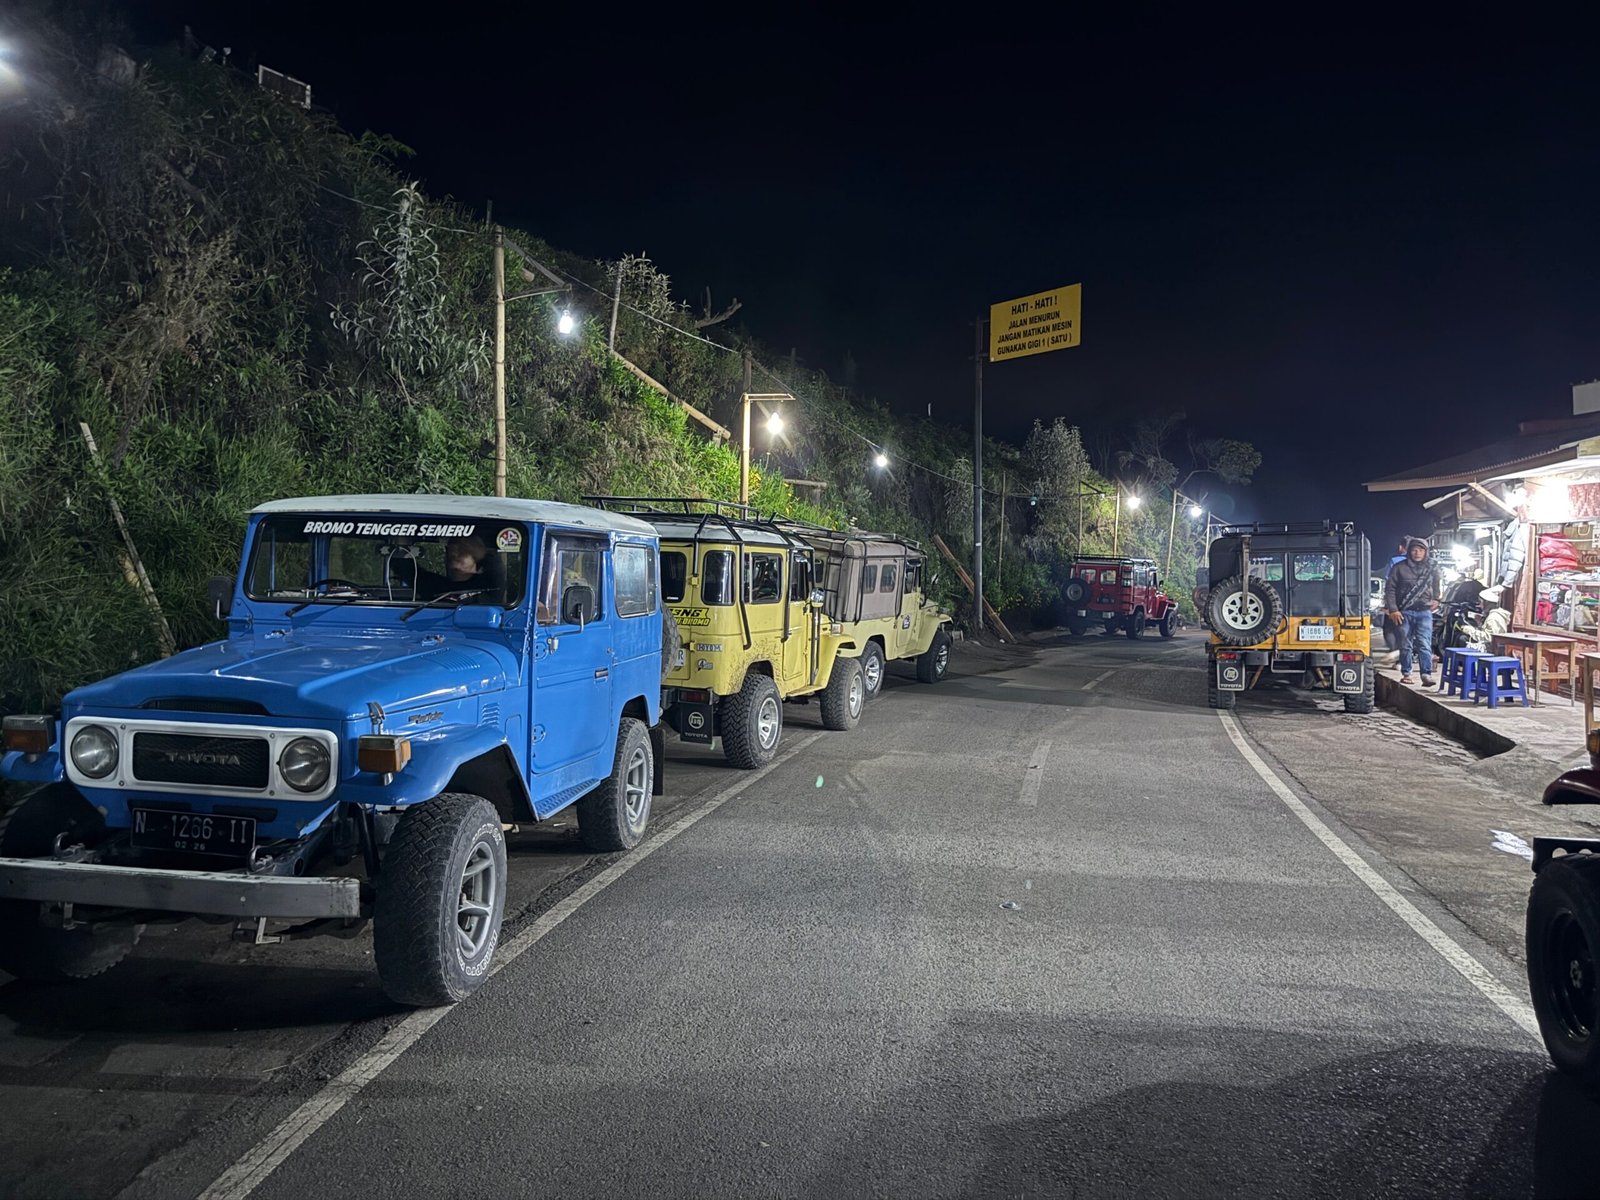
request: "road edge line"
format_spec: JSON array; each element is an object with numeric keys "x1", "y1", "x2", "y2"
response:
[
  {"x1": 195, "y1": 731, "x2": 826, "y2": 1200},
  {"x1": 1216, "y1": 710, "x2": 1541, "y2": 1041}
]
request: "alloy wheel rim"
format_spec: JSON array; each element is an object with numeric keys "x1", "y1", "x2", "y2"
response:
[
  {"x1": 849, "y1": 671, "x2": 863, "y2": 716},
  {"x1": 624, "y1": 744, "x2": 650, "y2": 829},
  {"x1": 1547, "y1": 910, "x2": 1596, "y2": 1042},
  {"x1": 865, "y1": 653, "x2": 882, "y2": 693},
  {"x1": 936, "y1": 643, "x2": 949, "y2": 674},
  {"x1": 757, "y1": 695, "x2": 780, "y2": 748},
  {"x1": 457, "y1": 841, "x2": 498, "y2": 960}
]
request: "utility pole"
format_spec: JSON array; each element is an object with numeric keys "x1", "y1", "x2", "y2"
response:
[
  {"x1": 608, "y1": 262, "x2": 623, "y2": 352},
  {"x1": 740, "y1": 351, "x2": 752, "y2": 506},
  {"x1": 1166, "y1": 488, "x2": 1179, "y2": 579},
  {"x1": 973, "y1": 319, "x2": 985, "y2": 634},
  {"x1": 997, "y1": 470, "x2": 1007, "y2": 586},
  {"x1": 493, "y1": 226, "x2": 507, "y2": 498},
  {"x1": 1113, "y1": 488, "x2": 1121, "y2": 555}
]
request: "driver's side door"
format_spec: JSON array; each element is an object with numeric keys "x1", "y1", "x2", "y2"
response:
[{"x1": 530, "y1": 531, "x2": 613, "y2": 812}]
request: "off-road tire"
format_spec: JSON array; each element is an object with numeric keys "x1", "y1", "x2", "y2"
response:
[
  {"x1": 1205, "y1": 576, "x2": 1283, "y2": 646},
  {"x1": 1159, "y1": 610, "x2": 1177, "y2": 639},
  {"x1": 0, "y1": 785, "x2": 141, "y2": 981},
  {"x1": 916, "y1": 628, "x2": 952, "y2": 684},
  {"x1": 576, "y1": 718, "x2": 652, "y2": 852},
  {"x1": 1062, "y1": 578, "x2": 1088, "y2": 607},
  {"x1": 820, "y1": 656, "x2": 865, "y2": 731},
  {"x1": 1104, "y1": 621, "x2": 1119, "y2": 636},
  {"x1": 1343, "y1": 664, "x2": 1376, "y2": 714},
  {"x1": 375, "y1": 793, "x2": 506, "y2": 1007},
  {"x1": 860, "y1": 642, "x2": 887, "y2": 701},
  {"x1": 721, "y1": 672, "x2": 782, "y2": 769},
  {"x1": 1126, "y1": 610, "x2": 1147, "y2": 639},
  {"x1": 1066, "y1": 617, "x2": 1089, "y2": 637},
  {"x1": 661, "y1": 607, "x2": 681, "y2": 682},
  {"x1": 1527, "y1": 853, "x2": 1600, "y2": 1093},
  {"x1": 1206, "y1": 679, "x2": 1237, "y2": 710}
]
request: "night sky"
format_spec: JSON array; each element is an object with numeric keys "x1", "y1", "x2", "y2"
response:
[{"x1": 111, "y1": 5, "x2": 1600, "y2": 545}]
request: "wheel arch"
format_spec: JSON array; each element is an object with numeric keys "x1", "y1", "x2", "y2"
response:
[{"x1": 444, "y1": 745, "x2": 536, "y2": 824}]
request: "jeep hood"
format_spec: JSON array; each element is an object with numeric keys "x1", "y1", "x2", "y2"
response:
[{"x1": 65, "y1": 634, "x2": 516, "y2": 722}]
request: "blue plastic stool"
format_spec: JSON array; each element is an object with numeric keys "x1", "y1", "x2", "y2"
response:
[
  {"x1": 1469, "y1": 655, "x2": 1529, "y2": 708},
  {"x1": 1440, "y1": 647, "x2": 1489, "y2": 697}
]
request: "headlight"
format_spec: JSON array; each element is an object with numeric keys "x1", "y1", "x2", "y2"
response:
[
  {"x1": 278, "y1": 737, "x2": 331, "y2": 793},
  {"x1": 70, "y1": 724, "x2": 118, "y2": 779}
]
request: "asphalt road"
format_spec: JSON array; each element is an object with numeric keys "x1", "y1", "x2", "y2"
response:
[{"x1": 4, "y1": 631, "x2": 1598, "y2": 1199}]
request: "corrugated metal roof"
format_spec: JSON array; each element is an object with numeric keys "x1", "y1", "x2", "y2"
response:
[{"x1": 1365, "y1": 415, "x2": 1600, "y2": 492}]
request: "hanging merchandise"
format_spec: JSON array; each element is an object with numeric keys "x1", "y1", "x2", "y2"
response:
[{"x1": 1500, "y1": 517, "x2": 1525, "y2": 585}]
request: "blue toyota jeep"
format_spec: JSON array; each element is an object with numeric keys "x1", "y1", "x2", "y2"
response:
[{"x1": 0, "y1": 495, "x2": 664, "y2": 1006}]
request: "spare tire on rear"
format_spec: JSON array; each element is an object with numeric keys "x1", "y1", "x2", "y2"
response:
[
  {"x1": 1205, "y1": 576, "x2": 1282, "y2": 646},
  {"x1": 661, "y1": 606, "x2": 681, "y2": 681},
  {"x1": 1062, "y1": 578, "x2": 1088, "y2": 606}
]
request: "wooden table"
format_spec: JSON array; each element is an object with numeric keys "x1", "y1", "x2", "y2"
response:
[
  {"x1": 1492, "y1": 631, "x2": 1579, "y2": 707},
  {"x1": 1580, "y1": 652, "x2": 1600, "y2": 730}
]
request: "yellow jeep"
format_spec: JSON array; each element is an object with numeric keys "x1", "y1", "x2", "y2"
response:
[
  {"x1": 589, "y1": 499, "x2": 867, "y2": 769},
  {"x1": 775, "y1": 521, "x2": 953, "y2": 700},
  {"x1": 1203, "y1": 521, "x2": 1374, "y2": 713}
]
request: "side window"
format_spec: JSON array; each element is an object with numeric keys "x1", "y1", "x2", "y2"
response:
[
  {"x1": 661, "y1": 551, "x2": 689, "y2": 604},
  {"x1": 880, "y1": 563, "x2": 898, "y2": 593},
  {"x1": 537, "y1": 535, "x2": 605, "y2": 626},
  {"x1": 862, "y1": 564, "x2": 879, "y2": 593},
  {"x1": 790, "y1": 552, "x2": 813, "y2": 602},
  {"x1": 1293, "y1": 553, "x2": 1337, "y2": 582},
  {"x1": 1100, "y1": 569, "x2": 1117, "y2": 584},
  {"x1": 745, "y1": 552, "x2": 783, "y2": 604},
  {"x1": 614, "y1": 544, "x2": 655, "y2": 617},
  {"x1": 904, "y1": 560, "x2": 920, "y2": 594},
  {"x1": 701, "y1": 550, "x2": 735, "y2": 606}
]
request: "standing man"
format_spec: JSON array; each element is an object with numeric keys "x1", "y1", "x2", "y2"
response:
[{"x1": 1386, "y1": 536, "x2": 1441, "y2": 685}]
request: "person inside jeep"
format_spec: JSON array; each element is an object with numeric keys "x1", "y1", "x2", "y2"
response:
[{"x1": 411, "y1": 533, "x2": 494, "y2": 600}]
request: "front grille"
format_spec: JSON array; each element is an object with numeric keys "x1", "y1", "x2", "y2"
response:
[{"x1": 132, "y1": 732, "x2": 271, "y2": 789}]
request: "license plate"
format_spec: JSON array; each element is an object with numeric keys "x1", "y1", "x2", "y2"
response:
[
  {"x1": 131, "y1": 808, "x2": 256, "y2": 858},
  {"x1": 1298, "y1": 624, "x2": 1334, "y2": 641}
]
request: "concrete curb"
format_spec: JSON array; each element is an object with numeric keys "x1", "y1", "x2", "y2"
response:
[{"x1": 1376, "y1": 672, "x2": 1516, "y2": 758}]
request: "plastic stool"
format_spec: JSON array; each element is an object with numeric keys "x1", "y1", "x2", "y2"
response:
[
  {"x1": 1440, "y1": 647, "x2": 1488, "y2": 697},
  {"x1": 1470, "y1": 655, "x2": 1529, "y2": 708}
]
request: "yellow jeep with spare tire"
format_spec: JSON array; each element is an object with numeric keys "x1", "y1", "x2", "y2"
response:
[
  {"x1": 587, "y1": 498, "x2": 867, "y2": 768},
  {"x1": 1204, "y1": 521, "x2": 1373, "y2": 714}
]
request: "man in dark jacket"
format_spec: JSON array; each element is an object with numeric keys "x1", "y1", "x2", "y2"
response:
[{"x1": 1385, "y1": 536, "x2": 1441, "y2": 685}]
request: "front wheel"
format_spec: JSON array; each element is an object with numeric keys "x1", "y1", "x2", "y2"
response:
[
  {"x1": 722, "y1": 672, "x2": 782, "y2": 769},
  {"x1": 1207, "y1": 679, "x2": 1237, "y2": 710},
  {"x1": 860, "y1": 642, "x2": 887, "y2": 701},
  {"x1": 917, "y1": 628, "x2": 952, "y2": 683},
  {"x1": 576, "y1": 718, "x2": 653, "y2": 852},
  {"x1": 1126, "y1": 610, "x2": 1147, "y2": 639},
  {"x1": 375, "y1": 793, "x2": 507, "y2": 1007},
  {"x1": 1527, "y1": 854, "x2": 1600, "y2": 1092},
  {"x1": 1159, "y1": 611, "x2": 1177, "y2": 639},
  {"x1": 820, "y1": 656, "x2": 865, "y2": 731},
  {"x1": 0, "y1": 785, "x2": 141, "y2": 981}
]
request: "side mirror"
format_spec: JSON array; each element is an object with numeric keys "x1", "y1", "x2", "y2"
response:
[
  {"x1": 208, "y1": 575, "x2": 235, "y2": 620},
  {"x1": 560, "y1": 583, "x2": 596, "y2": 628}
]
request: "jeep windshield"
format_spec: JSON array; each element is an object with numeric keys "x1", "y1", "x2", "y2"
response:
[{"x1": 245, "y1": 515, "x2": 528, "y2": 609}]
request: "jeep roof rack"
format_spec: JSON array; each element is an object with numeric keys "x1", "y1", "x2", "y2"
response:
[{"x1": 1216, "y1": 521, "x2": 1358, "y2": 537}]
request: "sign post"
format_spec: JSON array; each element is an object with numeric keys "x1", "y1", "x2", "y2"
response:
[{"x1": 976, "y1": 283, "x2": 1081, "y2": 636}]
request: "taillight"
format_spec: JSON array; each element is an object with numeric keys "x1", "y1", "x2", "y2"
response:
[
  {"x1": 680, "y1": 689, "x2": 710, "y2": 703},
  {"x1": 1337, "y1": 652, "x2": 1364, "y2": 662}
]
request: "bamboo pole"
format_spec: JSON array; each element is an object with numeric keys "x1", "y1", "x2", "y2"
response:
[{"x1": 79, "y1": 422, "x2": 176, "y2": 658}]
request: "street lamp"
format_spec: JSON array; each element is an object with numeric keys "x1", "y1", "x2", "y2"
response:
[
  {"x1": 557, "y1": 310, "x2": 576, "y2": 336},
  {"x1": 1126, "y1": 494, "x2": 1142, "y2": 510},
  {"x1": 767, "y1": 410, "x2": 784, "y2": 435},
  {"x1": 493, "y1": 226, "x2": 570, "y2": 497},
  {"x1": 739, "y1": 391, "x2": 792, "y2": 505},
  {"x1": 1189, "y1": 504, "x2": 1203, "y2": 518},
  {"x1": 874, "y1": 452, "x2": 889, "y2": 469}
]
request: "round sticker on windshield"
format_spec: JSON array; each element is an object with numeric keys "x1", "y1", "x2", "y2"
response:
[{"x1": 496, "y1": 527, "x2": 523, "y2": 552}]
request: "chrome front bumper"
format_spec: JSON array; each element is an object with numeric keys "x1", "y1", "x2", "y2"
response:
[{"x1": 0, "y1": 857, "x2": 363, "y2": 919}]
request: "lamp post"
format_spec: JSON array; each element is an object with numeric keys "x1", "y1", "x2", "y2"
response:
[
  {"x1": 739, "y1": 390, "x2": 791, "y2": 506},
  {"x1": 493, "y1": 226, "x2": 571, "y2": 497}
]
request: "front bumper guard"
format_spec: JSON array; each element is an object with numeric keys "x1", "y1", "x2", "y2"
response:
[{"x1": 0, "y1": 857, "x2": 363, "y2": 919}]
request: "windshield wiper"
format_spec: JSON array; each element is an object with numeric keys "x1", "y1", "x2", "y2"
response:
[
  {"x1": 399, "y1": 588, "x2": 489, "y2": 622},
  {"x1": 284, "y1": 589, "x2": 379, "y2": 618}
]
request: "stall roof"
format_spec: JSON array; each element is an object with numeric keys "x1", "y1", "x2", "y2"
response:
[{"x1": 1365, "y1": 415, "x2": 1600, "y2": 492}]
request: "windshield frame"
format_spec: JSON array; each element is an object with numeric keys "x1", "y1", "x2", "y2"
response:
[{"x1": 242, "y1": 513, "x2": 532, "y2": 612}]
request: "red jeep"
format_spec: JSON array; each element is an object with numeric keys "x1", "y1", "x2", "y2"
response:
[{"x1": 1061, "y1": 556, "x2": 1179, "y2": 639}]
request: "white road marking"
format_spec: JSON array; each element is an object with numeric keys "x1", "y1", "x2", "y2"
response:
[
  {"x1": 1081, "y1": 670, "x2": 1115, "y2": 691},
  {"x1": 1019, "y1": 741, "x2": 1053, "y2": 808},
  {"x1": 196, "y1": 732, "x2": 826, "y2": 1200},
  {"x1": 1217, "y1": 712, "x2": 1540, "y2": 1041}
]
